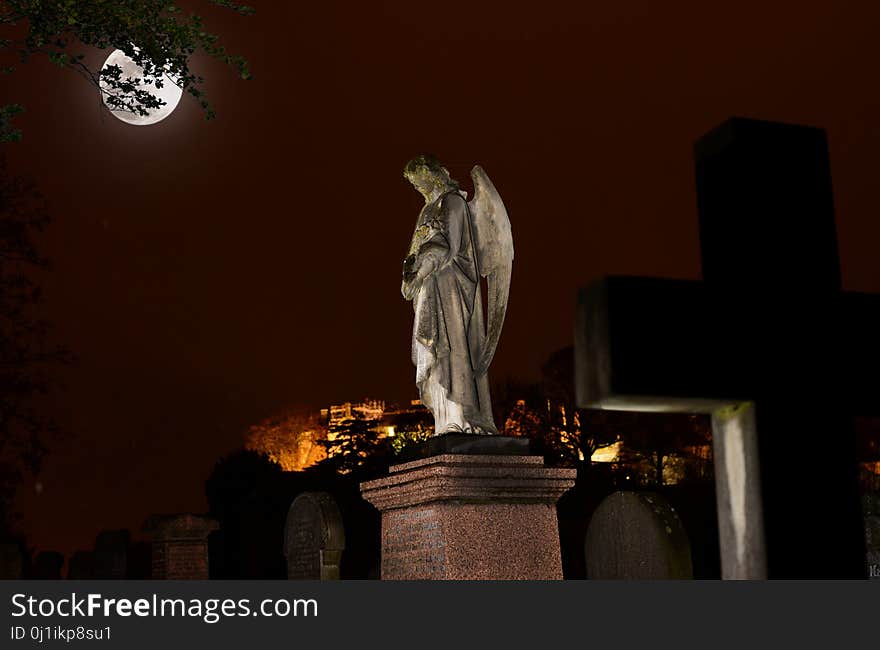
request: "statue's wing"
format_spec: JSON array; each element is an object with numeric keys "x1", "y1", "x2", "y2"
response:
[{"x1": 468, "y1": 165, "x2": 513, "y2": 377}]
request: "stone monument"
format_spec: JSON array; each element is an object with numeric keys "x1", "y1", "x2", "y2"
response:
[
  {"x1": 575, "y1": 118, "x2": 877, "y2": 578},
  {"x1": 284, "y1": 492, "x2": 345, "y2": 580},
  {"x1": 585, "y1": 492, "x2": 693, "y2": 580},
  {"x1": 400, "y1": 155, "x2": 512, "y2": 435},
  {"x1": 361, "y1": 157, "x2": 576, "y2": 580},
  {"x1": 145, "y1": 514, "x2": 218, "y2": 580}
]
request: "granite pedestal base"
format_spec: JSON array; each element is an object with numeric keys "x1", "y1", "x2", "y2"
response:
[{"x1": 360, "y1": 452, "x2": 576, "y2": 580}]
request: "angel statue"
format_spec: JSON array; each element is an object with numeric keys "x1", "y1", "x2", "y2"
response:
[{"x1": 401, "y1": 155, "x2": 513, "y2": 435}]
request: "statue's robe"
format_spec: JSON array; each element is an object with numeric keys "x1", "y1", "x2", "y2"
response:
[{"x1": 409, "y1": 190, "x2": 497, "y2": 433}]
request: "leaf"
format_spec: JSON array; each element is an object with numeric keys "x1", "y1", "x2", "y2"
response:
[{"x1": 1, "y1": 0, "x2": 256, "y2": 135}]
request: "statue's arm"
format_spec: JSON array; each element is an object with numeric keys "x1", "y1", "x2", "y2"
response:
[{"x1": 401, "y1": 195, "x2": 465, "y2": 300}]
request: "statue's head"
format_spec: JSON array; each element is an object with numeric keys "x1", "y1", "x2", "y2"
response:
[{"x1": 404, "y1": 154, "x2": 459, "y2": 198}]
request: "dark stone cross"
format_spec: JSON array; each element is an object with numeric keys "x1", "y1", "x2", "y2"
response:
[{"x1": 576, "y1": 117, "x2": 879, "y2": 579}]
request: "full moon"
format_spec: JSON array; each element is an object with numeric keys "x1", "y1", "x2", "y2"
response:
[{"x1": 100, "y1": 49, "x2": 183, "y2": 126}]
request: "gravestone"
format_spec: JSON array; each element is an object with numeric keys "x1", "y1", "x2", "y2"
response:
[
  {"x1": 576, "y1": 117, "x2": 877, "y2": 578},
  {"x1": 284, "y1": 492, "x2": 345, "y2": 580},
  {"x1": 0, "y1": 543, "x2": 24, "y2": 579},
  {"x1": 145, "y1": 514, "x2": 218, "y2": 580},
  {"x1": 585, "y1": 492, "x2": 693, "y2": 580},
  {"x1": 67, "y1": 551, "x2": 95, "y2": 579},
  {"x1": 32, "y1": 551, "x2": 64, "y2": 579},
  {"x1": 93, "y1": 530, "x2": 128, "y2": 579},
  {"x1": 865, "y1": 494, "x2": 880, "y2": 580}
]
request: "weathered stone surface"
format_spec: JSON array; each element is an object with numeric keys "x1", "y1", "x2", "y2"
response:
[
  {"x1": 401, "y1": 160, "x2": 512, "y2": 436},
  {"x1": 145, "y1": 514, "x2": 218, "y2": 580},
  {"x1": 710, "y1": 404, "x2": 766, "y2": 579},
  {"x1": 361, "y1": 454, "x2": 576, "y2": 580},
  {"x1": 585, "y1": 491, "x2": 693, "y2": 580},
  {"x1": 284, "y1": 492, "x2": 345, "y2": 580}
]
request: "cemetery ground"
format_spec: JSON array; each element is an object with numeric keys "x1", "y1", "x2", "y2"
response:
[{"x1": 3, "y1": 403, "x2": 878, "y2": 580}]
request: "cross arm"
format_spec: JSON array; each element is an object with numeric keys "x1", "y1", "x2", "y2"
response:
[{"x1": 575, "y1": 275, "x2": 754, "y2": 413}]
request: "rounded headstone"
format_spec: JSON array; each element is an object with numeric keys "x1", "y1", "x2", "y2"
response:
[
  {"x1": 284, "y1": 492, "x2": 345, "y2": 580},
  {"x1": 585, "y1": 491, "x2": 693, "y2": 580}
]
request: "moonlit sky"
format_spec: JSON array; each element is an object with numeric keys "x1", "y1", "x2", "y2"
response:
[
  {"x1": 7, "y1": 1, "x2": 880, "y2": 557},
  {"x1": 100, "y1": 49, "x2": 183, "y2": 125}
]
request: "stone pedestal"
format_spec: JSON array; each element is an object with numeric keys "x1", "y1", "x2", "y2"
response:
[
  {"x1": 361, "y1": 451, "x2": 576, "y2": 580},
  {"x1": 145, "y1": 514, "x2": 218, "y2": 580}
]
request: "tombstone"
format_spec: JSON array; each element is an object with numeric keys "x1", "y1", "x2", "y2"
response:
[
  {"x1": 585, "y1": 492, "x2": 693, "y2": 580},
  {"x1": 865, "y1": 494, "x2": 880, "y2": 580},
  {"x1": 93, "y1": 530, "x2": 129, "y2": 579},
  {"x1": 284, "y1": 492, "x2": 345, "y2": 580},
  {"x1": 32, "y1": 551, "x2": 64, "y2": 579},
  {"x1": 576, "y1": 117, "x2": 877, "y2": 578},
  {"x1": 145, "y1": 514, "x2": 218, "y2": 580},
  {"x1": 66, "y1": 550, "x2": 95, "y2": 579},
  {"x1": 0, "y1": 543, "x2": 24, "y2": 579}
]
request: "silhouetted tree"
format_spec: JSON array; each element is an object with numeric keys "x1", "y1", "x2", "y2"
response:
[
  {"x1": 245, "y1": 408, "x2": 327, "y2": 471},
  {"x1": 493, "y1": 375, "x2": 538, "y2": 430},
  {"x1": 493, "y1": 376, "x2": 547, "y2": 438},
  {"x1": 0, "y1": 158, "x2": 66, "y2": 539},
  {"x1": 205, "y1": 449, "x2": 294, "y2": 578},
  {"x1": 317, "y1": 418, "x2": 391, "y2": 478},
  {"x1": 206, "y1": 446, "x2": 383, "y2": 579},
  {"x1": 856, "y1": 416, "x2": 880, "y2": 493},
  {"x1": 537, "y1": 346, "x2": 714, "y2": 484},
  {"x1": 1, "y1": 1, "x2": 254, "y2": 141},
  {"x1": 386, "y1": 411, "x2": 432, "y2": 455},
  {"x1": 540, "y1": 347, "x2": 619, "y2": 467},
  {"x1": 623, "y1": 412, "x2": 712, "y2": 486}
]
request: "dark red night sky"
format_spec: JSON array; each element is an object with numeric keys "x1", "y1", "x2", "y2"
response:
[{"x1": 7, "y1": 1, "x2": 880, "y2": 557}]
